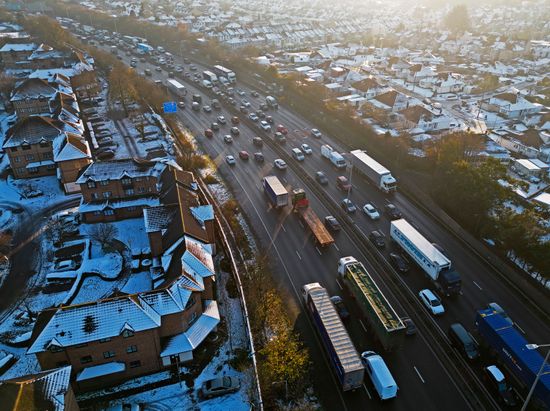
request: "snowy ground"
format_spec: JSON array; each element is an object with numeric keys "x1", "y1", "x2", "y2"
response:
[{"x1": 0, "y1": 175, "x2": 69, "y2": 213}]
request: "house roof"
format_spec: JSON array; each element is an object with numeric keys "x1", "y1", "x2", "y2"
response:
[
  {"x1": 10, "y1": 78, "x2": 57, "y2": 102},
  {"x1": 2, "y1": 116, "x2": 73, "y2": 149},
  {"x1": 374, "y1": 90, "x2": 399, "y2": 108},
  {"x1": 54, "y1": 133, "x2": 91, "y2": 162},
  {"x1": 399, "y1": 105, "x2": 434, "y2": 124},
  {"x1": 0, "y1": 366, "x2": 72, "y2": 411},
  {"x1": 493, "y1": 92, "x2": 518, "y2": 104},
  {"x1": 352, "y1": 77, "x2": 379, "y2": 92},
  {"x1": 0, "y1": 43, "x2": 36, "y2": 52},
  {"x1": 76, "y1": 159, "x2": 167, "y2": 184},
  {"x1": 512, "y1": 129, "x2": 544, "y2": 149},
  {"x1": 143, "y1": 206, "x2": 178, "y2": 233}
]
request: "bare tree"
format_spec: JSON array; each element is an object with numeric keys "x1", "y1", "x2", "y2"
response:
[{"x1": 87, "y1": 223, "x2": 119, "y2": 250}]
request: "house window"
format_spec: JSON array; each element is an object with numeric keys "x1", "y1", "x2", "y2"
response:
[
  {"x1": 28, "y1": 167, "x2": 39, "y2": 173},
  {"x1": 126, "y1": 345, "x2": 138, "y2": 354},
  {"x1": 93, "y1": 211, "x2": 102, "y2": 216},
  {"x1": 137, "y1": 186, "x2": 145, "y2": 193},
  {"x1": 39, "y1": 140, "x2": 50, "y2": 148},
  {"x1": 126, "y1": 206, "x2": 137, "y2": 212},
  {"x1": 47, "y1": 164, "x2": 56, "y2": 170},
  {"x1": 122, "y1": 329, "x2": 134, "y2": 338},
  {"x1": 10, "y1": 147, "x2": 17, "y2": 152},
  {"x1": 102, "y1": 191, "x2": 112, "y2": 199},
  {"x1": 13, "y1": 156, "x2": 21, "y2": 163},
  {"x1": 134, "y1": 177, "x2": 142, "y2": 182},
  {"x1": 185, "y1": 295, "x2": 196, "y2": 309},
  {"x1": 91, "y1": 193, "x2": 99, "y2": 200},
  {"x1": 121, "y1": 178, "x2": 132, "y2": 185},
  {"x1": 25, "y1": 154, "x2": 34, "y2": 161},
  {"x1": 49, "y1": 345, "x2": 64, "y2": 353},
  {"x1": 99, "y1": 337, "x2": 111, "y2": 343},
  {"x1": 42, "y1": 152, "x2": 53, "y2": 160},
  {"x1": 100, "y1": 180, "x2": 109, "y2": 186},
  {"x1": 103, "y1": 351, "x2": 116, "y2": 359},
  {"x1": 188, "y1": 311, "x2": 197, "y2": 325},
  {"x1": 80, "y1": 355, "x2": 93, "y2": 364},
  {"x1": 87, "y1": 181, "x2": 96, "y2": 188},
  {"x1": 22, "y1": 145, "x2": 31, "y2": 151},
  {"x1": 129, "y1": 360, "x2": 141, "y2": 368},
  {"x1": 104, "y1": 209, "x2": 115, "y2": 216},
  {"x1": 16, "y1": 168, "x2": 26, "y2": 176},
  {"x1": 124, "y1": 189, "x2": 134, "y2": 196}
]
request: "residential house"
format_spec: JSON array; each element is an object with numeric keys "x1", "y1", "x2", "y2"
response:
[
  {"x1": 370, "y1": 90, "x2": 410, "y2": 112},
  {"x1": 77, "y1": 159, "x2": 168, "y2": 223},
  {"x1": 0, "y1": 366, "x2": 79, "y2": 411},
  {"x1": 511, "y1": 158, "x2": 548, "y2": 180},
  {"x1": 419, "y1": 72, "x2": 465, "y2": 94},
  {"x1": 0, "y1": 43, "x2": 36, "y2": 66},
  {"x1": 351, "y1": 77, "x2": 382, "y2": 99},
  {"x1": 27, "y1": 237, "x2": 219, "y2": 391},
  {"x1": 406, "y1": 64, "x2": 436, "y2": 84},
  {"x1": 484, "y1": 93, "x2": 543, "y2": 119},
  {"x1": 395, "y1": 105, "x2": 458, "y2": 132}
]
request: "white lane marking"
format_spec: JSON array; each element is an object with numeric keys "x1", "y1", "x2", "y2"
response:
[
  {"x1": 515, "y1": 323, "x2": 526, "y2": 334},
  {"x1": 316, "y1": 246, "x2": 322, "y2": 255},
  {"x1": 414, "y1": 366, "x2": 425, "y2": 383},
  {"x1": 281, "y1": 224, "x2": 287, "y2": 233},
  {"x1": 363, "y1": 384, "x2": 372, "y2": 400},
  {"x1": 473, "y1": 281, "x2": 483, "y2": 291},
  {"x1": 333, "y1": 243, "x2": 340, "y2": 251},
  {"x1": 295, "y1": 250, "x2": 302, "y2": 260},
  {"x1": 336, "y1": 279, "x2": 343, "y2": 290},
  {"x1": 359, "y1": 319, "x2": 368, "y2": 332}
]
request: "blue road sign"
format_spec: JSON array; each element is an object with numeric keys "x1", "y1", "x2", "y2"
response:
[{"x1": 163, "y1": 101, "x2": 177, "y2": 113}]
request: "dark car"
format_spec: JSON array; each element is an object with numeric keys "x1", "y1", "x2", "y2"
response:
[
  {"x1": 266, "y1": 115, "x2": 274, "y2": 124},
  {"x1": 401, "y1": 317, "x2": 417, "y2": 336},
  {"x1": 330, "y1": 296, "x2": 350, "y2": 321},
  {"x1": 385, "y1": 203, "x2": 402, "y2": 220},
  {"x1": 254, "y1": 152, "x2": 264, "y2": 163},
  {"x1": 253, "y1": 137, "x2": 263, "y2": 147},
  {"x1": 389, "y1": 252, "x2": 410, "y2": 272},
  {"x1": 315, "y1": 171, "x2": 328, "y2": 185},
  {"x1": 369, "y1": 230, "x2": 385, "y2": 248},
  {"x1": 324, "y1": 215, "x2": 341, "y2": 232},
  {"x1": 483, "y1": 365, "x2": 517, "y2": 407},
  {"x1": 341, "y1": 198, "x2": 357, "y2": 213},
  {"x1": 448, "y1": 323, "x2": 479, "y2": 361}
]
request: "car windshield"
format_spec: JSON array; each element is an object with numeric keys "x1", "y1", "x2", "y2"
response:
[
  {"x1": 223, "y1": 376, "x2": 232, "y2": 388},
  {"x1": 431, "y1": 297, "x2": 441, "y2": 306}
]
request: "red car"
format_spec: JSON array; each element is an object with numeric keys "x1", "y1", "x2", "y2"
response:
[
  {"x1": 239, "y1": 151, "x2": 249, "y2": 160},
  {"x1": 204, "y1": 129, "x2": 214, "y2": 138},
  {"x1": 276, "y1": 124, "x2": 288, "y2": 135},
  {"x1": 231, "y1": 116, "x2": 240, "y2": 125}
]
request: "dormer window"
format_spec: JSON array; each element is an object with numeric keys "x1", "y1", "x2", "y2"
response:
[
  {"x1": 49, "y1": 345, "x2": 64, "y2": 353},
  {"x1": 122, "y1": 329, "x2": 134, "y2": 338},
  {"x1": 39, "y1": 140, "x2": 50, "y2": 148},
  {"x1": 22, "y1": 143, "x2": 31, "y2": 151},
  {"x1": 121, "y1": 177, "x2": 132, "y2": 186}
]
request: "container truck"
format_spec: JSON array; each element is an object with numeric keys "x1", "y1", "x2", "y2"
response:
[
  {"x1": 321, "y1": 145, "x2": 347, "y2": 168},
  {"x1": 291, "y1": 189, "x2": 334, "y2": 247},
  {"x1": 349, "y1": 150, "x2": 397, "y2": 193},
  {"x1": 337, "y1": 256, "x2": 406, "y2": 351},
  {"x1": 475, "y1": 308, "x2": 550, "y2": 409},
  {"x1": 137, "y1": 43, "x2": 154, "y2": 54},
  {"x1": 390, "y1": 219, "x2": 461, "y2": 296},
  {"x1": 263, "y1": 176, "x2": 288, "y2": 208},
  {"x1": 202, "y1": 70, "x2": 218, "y2": 85},
  {"x1": 166, "y1": 79, "x2": 187, "y2": 98},
  {"x1": 302, "y1": 283, "x2": 365, "y2": 391},
  {"x1": 213, "y1": 65, "x2": 236, "y2": 83}
]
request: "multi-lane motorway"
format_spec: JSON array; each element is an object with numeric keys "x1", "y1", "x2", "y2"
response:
[{"x1": 93, "y1": 40, "x2": 549, "y2": 410}]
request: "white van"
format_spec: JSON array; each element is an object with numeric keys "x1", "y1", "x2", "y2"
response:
[
  {"x1": 292, "y1": 148, "x2": 305, "y2": 161},
  {"x1": 361, "y1": 351, "x2": 398, "y2": 400},
  {"x1": 202, "y1": 79, "x2": 212, "y2": 89}
]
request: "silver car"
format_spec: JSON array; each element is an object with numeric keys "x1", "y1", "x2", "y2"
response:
[{"x1": 200, "y1": 376, "x2": 240, "y2": 398}]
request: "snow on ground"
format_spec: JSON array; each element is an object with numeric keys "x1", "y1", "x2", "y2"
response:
[
  {"x1": 80, "y1": 251, "x2": 123, "y2": 279},
  {"x1": 207, "y1": 183, "x2": 231, "y2": 204},
  {"x1": 0, "y1": 175, "x2": 68, "y2": 213},
  {"x1": 0, "y1": 209, "x2": 13, "y2": 230},
  {"x1": 87, "y1": 218, "x2": 150, "y2": 256}
]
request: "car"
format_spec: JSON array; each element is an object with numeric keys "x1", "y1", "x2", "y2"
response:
[
  {"x1": 253, "y1": 137, "x2": 263, "y2": 147},
  {"x1": 223, "y1": 135, "x2": 233, "y2": 144},
  {"x1": 203, "y1": 105, "x2": 212, "y2": 113},
  {"x1": 274, "y1": 159, "x2": 287, "y2": 170},
  {"x1": 256, "y1": 110, "x2": 265, "y2": 119},
  {"x1": 330, "y1": 296, "x2": 350, "y2": 320},
  {"x1": 237, "y1": 89, "x2": 246, "y2": 96},
  {"x1": 300, "y1": 143, "x2": 312, "y2": 155},
  {"x1": 204, "y1": 129, "x2": 214, "y2": 138},
  {"x1": 324, "y1": 215, "x2": 341, "y2": 232},
  {"x1": 311, "y1": 128, "x2": 322, "y2": 138},
  {"x1": 369, "y1": 230, "x2": 385, "y2": 248},
  {"x1": 363, "y1": 203, "x2": 380, "y2": 220},
  {"x1": 200, "y1": 376, "x2": 240, "y2": 399},
  {"x1": 239, "y1": 150, "x2": 249, "y2": 160},
  {"x1": 55, "y1": 259, "x2": 77, "y2": 272},
  {"x1": 483, "y1": 365, "x2": 517, "y2": 407},
  {"x1": 341, "y1": 198, "x2": 357, "y2": 213},
  {"x1": 239, "y1": 105, "x2": 248, "y2": 113},
  {"x1": 251, "y1": 91, "x2": 259, "y2": 97},
  {"x1": 177, "y1": 101, "x2": 185, "y2": 109},
  {"x1": 276, "y1": 124, "x2": 288, "y2": 135},
  {"x1": 315, "y1": 171, "x2": 328, "y2": 185},
  {"x1": 217, "y1": 115, "x2": 227, "y2": 124},
  {"x1": 265, "y1": 115, "x2": 274, "y2": 124},
  {"x1": 248, "y1": 113, "x2": 259, "y2": 122},
  {"x1": 210, "y1": 122, "x2": 220, "y2": 131},
  {"x1": 189, "y1": 64, "x2": 197, "y2": 71},
  {"x1": 274, "y1": 132, "x2": 286, "y2": 144},
  {"x1": 254, "y1": 152, "x2": 264, "y2": 163},
  {"x1": 418, "y1": 289, "x2": 445, "y2": 315},
  {"x1": 260, "y1": 121, "x2": 271, "y2": 132},
  {"x1": 175, "y1": 66, "x2": 183, "y2": 73},
  {"x1": 230, "y1": 116, "x2": 240, "y2": 125},
  {"x1": 448, "y1": 322, "x2": 479, "y2": 361},
  {"x1": 336, "y1": 176, "x2": 351, "y2": 192},
  {"x1": 384, "y1": 203, "x2": 402, "y2": 220},
  {"x1": 401, "y1": 317, "x2": 417, "y2": 336},
  {"x1": 242, "y1": 100, "x2": 251, "y2": 108},
  {"x1": 155, "y1": 66, "x2": 162, "y2": 72},
  {"x1": 389, "y1": 252, "x2": 410, "y2": 273},
  {"x1": 230, "y1": 127, "x2": 240, "y2": 136},
  {"x1": 225, "y1": 155, "x2": 236, "y2": 166}
]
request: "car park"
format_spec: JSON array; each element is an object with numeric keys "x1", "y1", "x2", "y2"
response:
[
  {"x1": 363, "y1": 203, "x2": 380, "y2": 220},
  {"x1": 324, "y1": 215, "x2": 341, "y2": 232},
  {"x1": 315, "y1": 171, "x2": 329, "y2": 185},
  {"x1": 341, "y1": 198, "x2": 357, "y2": 213},
  {"x1": 230, "y1": 127, "x2": 240, "y2": 136},
  {"x1": 239, "y1": 151, "x2": 249, "y2": 160},
  {"x1": 254, "y1": 152, "x2": 264, "y2": 163},
  {"x1": 419, "y1": 289, "x2": 445, "y2": 315},
  {"x1": 223, "y1": 135, "x2": 233, "y2": 144},
  {"x1": 385, "y1": 203, "x2": 402, "y2": 220},
  {"x1": 274, "y1": 159, "x2": 287, "y2": 170},
  {"x1": 225, "y1": 155, "x2": 236, "y2": 166},
  {"x1": 389, "y1": 252, "x2": 410, "y2": 272},
  {"x1": 200, "y1": 376, "x2": 240, "y2": 399},
  {"x1": 330, "y1": 295, "x2": 350, "y2": 320},
  {"x1": 311, "y1": 128, "x2": 322, "y2": 138},
  {"x1": 301, "y1": 143, "x2": 312, "y2": 154}
]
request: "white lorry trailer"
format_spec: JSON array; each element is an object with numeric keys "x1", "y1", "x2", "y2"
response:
[
  {"x1": 262, "y1": 176, "x2": 288, "y2": 208},
  {"x1": 213, "y1": 65, "x2": 236, "y2": 84},
  {"x1": 349, "y1": 150, "x2": 397, "y2": 193},
  {"x1": 166, "y1": 79, "x2": 187, "y2": 98}
]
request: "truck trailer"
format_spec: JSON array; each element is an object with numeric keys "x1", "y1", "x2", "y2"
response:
[
  {"x1": 349, "y1": 150, "x2": 397, "y2": 193},
  {"x1": 202, "y1": 70, "x2": 218, "y2": 85},
  {"x1": 292, "y1": 189, "x2": 334, "y2": 247},
  {"x1": 213, "y1": 65, "x2": 236, "y2": 83},
  {"x1": 302, "y1": 283, "x2": 364, "y2": 391},
  {"x1": 321, "y1": 145, "x2": 347, "y2": 168},
  {"x1": 390, "y1": 219, "x2": 461, "y2": 296},
  {"x1": 337, "y1": 256, "x2": 406, "y2": 351},
  {"x1": 166, "y1": 79, "x2": 187, "y2": 98},
  {"x1": 475, "y1": 308, "x2": 550, "y2": 409},
  {"x1": 263, "y1": 176, "x2": 288, "y2": 208},
  {"x1": 136, "y1": 43, "x2": 154, "y2": 54}
]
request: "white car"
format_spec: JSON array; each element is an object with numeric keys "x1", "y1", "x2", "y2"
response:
[
  {"x1": 225, "y1": 155, "x2": 236, "y2": 166},
  {"x1": 260, "y1": 121, "x2": 271, "y2": 132},
  {"x1": 242, "y1": 100, "x2": 251, "y2": 108},
  {"x1": 248, "y1": 113, "x2": 259, "y2": 122},
  {"x1": 301, "y1": 143, "x2": 313, "y2": 155},
  {"x1": 54, "y1": 259, "x2": 77, "y2": 272},
  {"x1": 217, "y1": 115, "x2": 227, "y2": 124},
  {"x1": 363, "y1": 203, "x2": 380, "y2": 220},
  {"x1": 223, "y1": 135, "x2": 233, "y2": 144},
  {"x1": 419, "y1": 289, "x2": 445, "y2": 315},
  {"x1": 311, "y1": 128, "x2": 322, "y2": 138},
  {"x1": 274, "y1": 159, "x2": 287, "y2": 170}
]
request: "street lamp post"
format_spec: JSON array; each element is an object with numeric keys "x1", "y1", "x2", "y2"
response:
[{"x1": 521, "y1": 343, "x2": 550, "y2": 411}]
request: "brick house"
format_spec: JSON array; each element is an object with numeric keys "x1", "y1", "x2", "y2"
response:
[
  {"x1": 0, "y1": 366, "x2": 79, "y2": 411},
  {"x1": 77, "y1": 159, "x2": 168, "y2": 223},
  {"x1": 27, "y1": 237, "x2": 219, "y2": 391},
  {"x1": 2, "y1": 116, "x2": 91, "y2": 189},
  {"x1": 0, "y1": 42, "x2": 36, "y2": 66}
]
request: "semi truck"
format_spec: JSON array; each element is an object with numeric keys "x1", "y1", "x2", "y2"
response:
[
  {"x1": 213, "y1": 65, "x2": 236, "y2": 83},
  {"x1": 321, "y1": 145, "x2": 347, "y2": 169},
  {"x1": 291, "y1": 189, "x2": 334, "y2": 247},
  {"x1": 136, "y1": 43, "x2": 154, "y2": 54},
  {"x1": 475, "y1": 308, "x2": 550, "y2": 409},
  {"x1": 202, "y1": 70, "x2": 218, "y2": 85},
  {"x1": 166, "y1": 79, "x2": 187, "y2": 98},
  {"x1": 390, "y1": 219, "x2": 461, "y2": 296},
  {"x1": 263, "y1": 176, "x2": 288, "y2": 208},
  {"x1": 349, "y1": 150, "x2": 397, "y2": 193},
  {"x1": 337, "y1": 256, "x2": 406, "y2": 351},
  {"x1": 302, "y1": 283, "x2": 365, "y2": 391}
]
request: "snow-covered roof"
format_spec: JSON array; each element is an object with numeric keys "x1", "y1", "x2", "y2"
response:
[
  {"x1": 190, "y1": 205, "x2": 214, "y2": 227},
  {"x1": 182, "y1": 236, "x2": 215, "y2": 279},
  {"x1": 76, "y1": 159, "x2": 167, "y2": 184},
  {"x1": 79, "y1": 197, "x2": 160, "y2": 213},
  {"x1": 0, "y1": 42, "x2": 36, "y2": 52},
  {"x1": 160, "y1": 300, "x2": 220, "y2": 356},
  {"x1": 76, "y1": 362, "x2": 126, "y2": 382}
]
